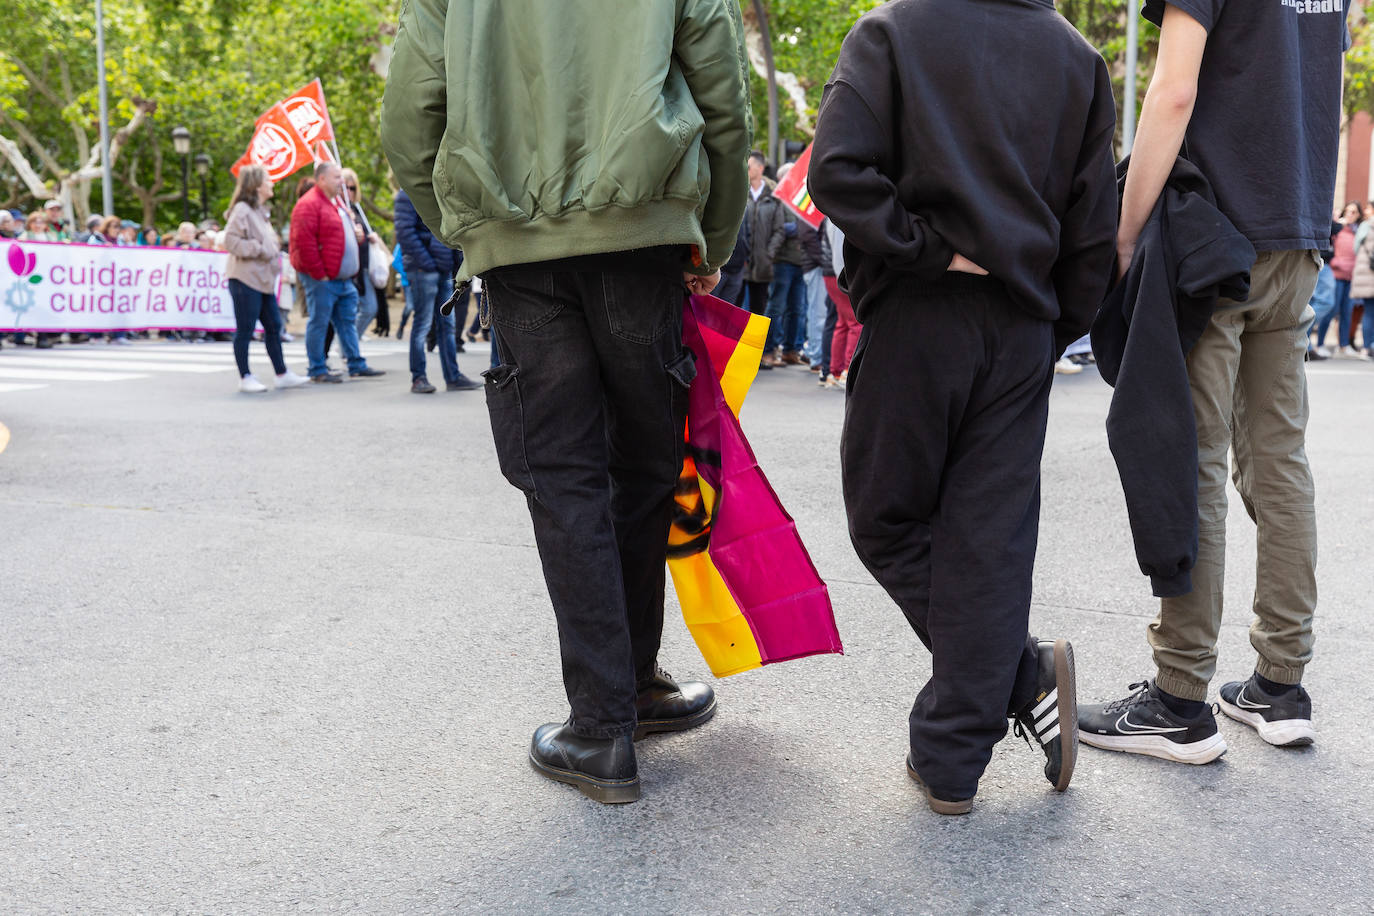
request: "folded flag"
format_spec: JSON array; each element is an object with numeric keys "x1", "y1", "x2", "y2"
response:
[{"x1": 668, "y1": 294, "x2": 843, "y2": 677}]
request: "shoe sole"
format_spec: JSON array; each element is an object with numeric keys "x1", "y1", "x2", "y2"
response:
[
  {"x1": 1077, "y1": 730, "x2": 1227, "y2": 764},
  {"x1": 528, "y1": 752, "x2": 641, "y2": 804},
  {"x1": 905, "y1": 757, "x2": 973, "y2": 815},
  {"x1": 1217, "y1": 698, "x2": 1315, "y2": 747},
  {"x1": 1052, "y1": 638, "x2": 1078, "y2": 792},
  {"x1": 632, "y1": 696, "x2": 717, "y2": 741}
]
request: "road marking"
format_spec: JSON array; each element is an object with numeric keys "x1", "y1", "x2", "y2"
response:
[
  {"x1": 0, "y1": 421, "x2": 8, "y2": 455},
  {"x1": 4, "y1": 357, "x2": 225, "y2": 374},
  {"x1": 0, "y1": 383, "x2": 46, "y2": 393},
  {"x1": 0, "y1": 367, "x2": 149, "y2": 382},
  {"x1": 44, "y1": 349, "x2": 232, "y2": 364}
]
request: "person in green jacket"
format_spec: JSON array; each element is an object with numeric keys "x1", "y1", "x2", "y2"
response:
[{"x1": 382, "y1": 0, "x2": 752, "y2": 805}]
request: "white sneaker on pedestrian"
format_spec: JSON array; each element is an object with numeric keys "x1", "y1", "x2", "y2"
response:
[
  {"x1": 274, "y1": 370, "x2": 309, "y2": 389},
  {"x1": 1054, "y1": 357, "x2": 1083, "y2": 375},
  {"x1": 280, "y1": 331, "x2": 295, "y2": 343},
  {"x1": 239, "y1": 374, "x2": 268, "y2": 393},
  {"x1": 1338, "y1": 345, "x2": 1370, "y2": 360},
  {"x1": 1315, "y1": 345, "x2": 1333, "y2": 359}
]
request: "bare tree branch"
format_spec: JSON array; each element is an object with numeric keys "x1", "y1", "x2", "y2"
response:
[
  {"x1": 0, "y1": 110, "x2": 65, "y2": 178},
  {"x1": 0, "y1": 130, "x2": 51, "y2": 198},
  {"x1": 362, "y1": 195, "x2": 394, "y2": 224}
]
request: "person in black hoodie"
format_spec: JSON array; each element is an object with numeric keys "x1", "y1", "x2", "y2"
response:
[{"x1": 808, "y1": 0, "x2": 1117, "y2": 814}]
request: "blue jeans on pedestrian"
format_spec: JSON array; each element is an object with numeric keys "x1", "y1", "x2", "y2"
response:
[
  {"x1": 765, "y1": 262, "x2": 807, "y2": 353},
  {"x1": 1313, "y1": 271, "x2": 1346, "y2": 347},
  {"x1": 407, "y1": 270, "x2": 460, "y2": 384},
  {"x1": 302, "y1": 276, "x2": 367, "y2": 377},
  {"x1": 802, "y1": 266, "x2": 829, "y2": 366},
  {"x1": 355, "y1": 281, "x2": 379, "y2": 338},
  {"x1": 1307, "y1": 263, "x2": 1334, "y2": 346}
]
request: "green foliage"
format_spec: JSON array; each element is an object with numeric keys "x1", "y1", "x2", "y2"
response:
[
  {"x1": 1, "y1": 0, "x2": 400, "y2": 233},
  {"x1": 6, "y1": 0, "x2": 1374, "y2": 227},
  {"x1": 749, "y1": 0, "x2": 1161, "y2": 156},
  {"x1": 1346, "y1": 5, "x2": 1374, "y2": 119}
]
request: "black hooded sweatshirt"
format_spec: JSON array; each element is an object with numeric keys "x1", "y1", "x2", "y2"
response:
[{"x1": 807, "y1": 0, "x2": 1118, "y2": 354}]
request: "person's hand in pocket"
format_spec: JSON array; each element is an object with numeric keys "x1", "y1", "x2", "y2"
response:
[{"x1": 947, "y1": 253, "x2": 988, "y2": 275}]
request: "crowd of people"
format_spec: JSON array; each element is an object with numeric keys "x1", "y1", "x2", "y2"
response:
[
  {"x1": 0, "y1": 168, "x2": 493, "y2": 394},
  {"x1": 370, "y1": 0, "x2": 1339, "y2": 818},
  {"x1": 1310, "y1": 199, "x2": 1374, "y2": 360},
  {"x1": 0, "y1": 199, "x2": 233, "y2": 350}
]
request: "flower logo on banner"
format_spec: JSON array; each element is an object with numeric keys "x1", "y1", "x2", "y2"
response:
[
  {"x1": 4, "y1": 242, "x2": 41, "y2": 320},
  {"x1": 284, "y1": 97, "x2": 329, "y2": 146}
]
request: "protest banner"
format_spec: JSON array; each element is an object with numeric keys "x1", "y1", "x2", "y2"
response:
[
  {"x1": 774, "y1": 145, "x2": 824, "y2": 230},
  {"x1": 0, "y1": 239, "x2": 236, "y2": 333}
]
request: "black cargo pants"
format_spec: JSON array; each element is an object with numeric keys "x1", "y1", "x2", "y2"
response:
[{"x1": 482, "y1": 260, "x2": 695, "y2": 739}]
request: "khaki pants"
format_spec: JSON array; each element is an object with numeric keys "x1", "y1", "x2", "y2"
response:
[{"x1": 1150, "y1": 249, "x2": 1320, "y2": 701}]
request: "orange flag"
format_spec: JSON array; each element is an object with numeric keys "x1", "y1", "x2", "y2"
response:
[
  {"x1": 280, "y1": 79, "x2": 335, "y2": 147},
  {"x1": 231, "y1": 103, "x2": 313, "y2": 182}
]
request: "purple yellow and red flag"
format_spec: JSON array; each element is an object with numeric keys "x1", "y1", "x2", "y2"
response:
[{"x1": 668, "y1": 294, "x2": 843, "y2": 676}]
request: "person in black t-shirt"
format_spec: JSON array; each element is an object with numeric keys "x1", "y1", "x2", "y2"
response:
[{"x1": 1079, "y1": 0, "x2": 1348, "y2": 764}]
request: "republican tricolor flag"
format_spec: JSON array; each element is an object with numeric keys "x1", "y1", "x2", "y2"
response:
[{"x1": 669, "y1": 295, "x2": 843, "y2": 676}]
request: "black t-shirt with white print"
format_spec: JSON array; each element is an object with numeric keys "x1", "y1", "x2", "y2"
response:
[{"x1": 1143, "y1": 0, "x2": 1351, "y2": 251}]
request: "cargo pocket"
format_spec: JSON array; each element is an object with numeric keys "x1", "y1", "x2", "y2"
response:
[
  {"x1": 665, "y1": 347, "x2": 697, "y2": 469},
  {"x1": 482, "y1": 363, "x2": 536, "y2": 495}
]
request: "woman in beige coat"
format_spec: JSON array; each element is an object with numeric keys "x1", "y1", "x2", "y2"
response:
[{"x1": 224, "y1": 165, "x2": 309, "y2": 392}]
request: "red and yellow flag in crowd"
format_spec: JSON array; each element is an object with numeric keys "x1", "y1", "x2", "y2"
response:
[
  {"x1": 231, "y1": 80, "x2": 337, "y2": 181},
  {"x1": 669, "y1": 294, "x2": 843, "y2": 676}
]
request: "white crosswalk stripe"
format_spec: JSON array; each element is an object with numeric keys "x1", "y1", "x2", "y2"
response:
[
  {"x1": 0, "y1": 338, "x2": 456, "y2": 394},
  {"x1": 0, "y1": 366, "x2": 148, "y2": 382},
  {"x1": 0, "y1": 343, "x2": 230, "y2": 392}
]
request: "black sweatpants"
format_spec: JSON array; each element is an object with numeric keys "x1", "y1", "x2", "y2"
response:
[{"x1": 842, "y1": 273, "x2": 1052, "y2": 800}]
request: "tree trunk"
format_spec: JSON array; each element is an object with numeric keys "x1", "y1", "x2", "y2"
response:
[{"x1": 750, "y1": 0, "x2": 780, "y2": 167}]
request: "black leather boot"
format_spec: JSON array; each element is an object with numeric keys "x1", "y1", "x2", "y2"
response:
[
  {"x1": 528, "y1": 722, "x2": 639, "y2": 804},
  {"x1": 634, "y1": 668, "x2": 717, "y2": 740}
]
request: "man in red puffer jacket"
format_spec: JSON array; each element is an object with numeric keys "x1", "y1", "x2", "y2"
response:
[{"x1": 289, "y1": 163, "x2": 384, "y2": 382}]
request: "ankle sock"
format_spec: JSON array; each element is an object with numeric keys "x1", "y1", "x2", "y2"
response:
[
  {"x1": 1155, "y1": 686, "x2": 1206, "y2": 719},
  {"x1": 1254, "y1": 672, "x2": 1299, "y2": 696}
]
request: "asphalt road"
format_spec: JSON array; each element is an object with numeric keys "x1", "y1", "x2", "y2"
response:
[{"x1": 2, "y1": 336, "x2": 1372, "y2": 914}]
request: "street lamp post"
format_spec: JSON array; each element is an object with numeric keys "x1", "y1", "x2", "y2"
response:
[
  {"x1": 171, "y1": 126, "x2": 192, "y2": 223},
  {"x1": 95, "y1": 0, "x2": 113, "y2": 218},
  {"x1": 193, "y1": 154, "x2": 211, "y2": 222}
]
